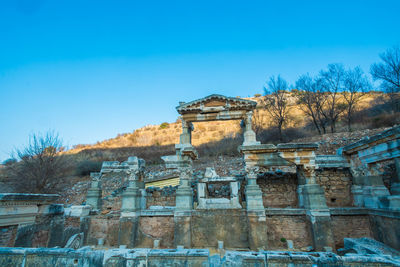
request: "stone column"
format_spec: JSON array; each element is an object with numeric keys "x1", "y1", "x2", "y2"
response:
[
  {"x1": 121, "y1": 171, "x2": 141, "y2": 216},
  {"x1": 245, "y1": 166, "x2": 268, "y2": 250},
  {"x1": 86, "y1": 172, "x2": 102, "y2": 212},
  {"x1": 174, "y1": 164, "x2": 194, "y2": 248},
  {"x1": 179, "y1": 119, "x2": 193, "y2": 146},
  {"x1": 245, "y1": 167, "x2": 265, "y2": 212},
  {"x1": 243, "y1": 111, "x2": 260, "y2": 146},
  {"x1": 119, "y1": 157, "x2": 145, "y2": 248},
  {"x1": 297, "y1": 165, "x2": 335, "y2": 251}
]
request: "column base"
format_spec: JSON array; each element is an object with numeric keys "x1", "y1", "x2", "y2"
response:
[
  {"x1": 86, "y1": 188, "x2": 102, "y2": 210},
  {"x1": 245, "y1": 184, "x2": 265, "y2": 212}
]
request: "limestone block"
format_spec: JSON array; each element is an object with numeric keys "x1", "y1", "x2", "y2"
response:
[
  {"x1": 64, "y1": 205, "x2": 91, "y2": 217},
  {"x1": 391, "y1": 182, "x2": 400, "y2": 195},
  {"x1": 378, "y1": 195, "x2": 400, "y2": 211},
  {"x1": 197, "y1": 183, "x2": 206, "y2": 198},
  {"x1": 204, "y1": 167, "x2": 218, "y2": 178},
  {"x1": 363, "y1": 185, "x2": 390, "y2": 209}
]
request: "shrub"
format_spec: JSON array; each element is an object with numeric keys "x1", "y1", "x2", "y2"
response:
[
  {"x1": 5, "y1": 131, "x2": 71, "y2": 193},
  {"x1": 160, "y1": 122, "x2": 169, "y2": 129},
  {"x1": 254, "y1": 93, "x2": 262, "y2": 97},
  {"x1": 76, "y1": 160, "x2": 102, "y2": 176}
]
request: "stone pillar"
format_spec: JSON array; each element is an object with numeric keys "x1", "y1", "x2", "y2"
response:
[
  {"x1": 245, "y1": 167, "x2": 265, "y2": 212},
  {"x1": 245, "y1": 167, "x2": 268, "y2": 250},
  {"x1": 174, "y1": 165, "x2": 193, "y2": 248},
  {"x1": 297, "y1": 165, "x2": 335, "y2": 251},
  {"x1": 121, "y1": 172, "x2": 141, "y2": 216},
  {"x1": 119, "y1": 157, "x2": 145, "y2": 248},
  {"x1": 392, "y1": 157, "x2": 400, "y2": 195},
  {"x1": 86, "y1": 172, "x2": 102, "y2": 211},
  {"x1": 179, "y1": 119, "x2": 193, "y2": 146},
  {"x1": 243, "y1": 111, "x2": 260, "y2": 146}
]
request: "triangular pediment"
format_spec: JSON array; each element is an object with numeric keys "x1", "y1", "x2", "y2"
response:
[{"x1": 176, "y1": 94, "x2": 256, "y2": 114}]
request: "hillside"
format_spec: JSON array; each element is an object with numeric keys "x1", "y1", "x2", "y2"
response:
[{"x1": 66, "y1": 92, "x2": 386, "y2": 155}]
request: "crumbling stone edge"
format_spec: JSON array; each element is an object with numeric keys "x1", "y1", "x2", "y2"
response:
[{"x1": 0, "y1": 247, "x2": 399, "y2": 266}]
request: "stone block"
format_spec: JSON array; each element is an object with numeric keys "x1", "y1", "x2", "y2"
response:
[
  {"x1": 64, "y1": 205, "x2": 91, "y2": 217},
  {"x1": 302, "y1": 184, "x2": 328, "y2": 209}
]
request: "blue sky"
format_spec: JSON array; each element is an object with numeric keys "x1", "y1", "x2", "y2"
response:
[{"x1": 0, "y1": 0, "x2": 399, "y2": 161}]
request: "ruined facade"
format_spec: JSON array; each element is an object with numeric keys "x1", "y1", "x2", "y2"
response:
[{"x1": 1, "y1": 94, "x2": 400, "y2": 266}]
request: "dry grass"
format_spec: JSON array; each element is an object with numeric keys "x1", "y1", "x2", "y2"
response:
[{"x1": 65, "y1": 93, "x2": 387, "y2": 158}]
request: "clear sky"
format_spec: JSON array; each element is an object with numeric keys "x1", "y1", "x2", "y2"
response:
[{"x1": 0, "y1": 0, "x2": 400, "y2": 162}]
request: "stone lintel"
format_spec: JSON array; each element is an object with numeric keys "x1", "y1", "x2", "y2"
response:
[
  {"x1": 238, "y1": 144, "x2": 277, "y2": 154},
  {"x1": 176, "y1": 94, "x2": 257, "y2": 115},
  {"x1": 277, "y1": 143, "x2": 319, "y2": 151}
]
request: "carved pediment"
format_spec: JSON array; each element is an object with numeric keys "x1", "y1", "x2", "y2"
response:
[{"x1": 176, "y1": 94, "x2": 257, "y2": 114}]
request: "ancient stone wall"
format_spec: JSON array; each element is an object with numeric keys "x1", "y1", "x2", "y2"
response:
[
  {"x1": 331, "y1": 215, "x2": 372, "y2": 248},
  {"x1": 266, "y1": 215, "x2": 312, "y2": 250},
  {"x1": 257, "y1": 173, "x2": 298, "y2": 208},
  {"x1": 87, "y1": 216, "x2": 119, "y2": 247},
  {"x1": 136, "y1": 216, "x2": 174, "y2": 248},
  {"x1": 191, "y1": 210, "x2": 249, "y2": 249},
  {"x1": 316, "y1": 169, "x2": 353, "y2": 207}
]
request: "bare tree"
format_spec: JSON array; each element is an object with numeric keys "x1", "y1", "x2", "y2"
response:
[
  {"x1": 264, "y1": 75, "x2": 291, "y2": 141},
  {"x1": 319, "y1": 63, "x2": 347, "y2": 133},
  {"x1": 295, "y1": 74, "x2": 329, "y2": 134},
  {"x1": 6, "y1": 131, "x2": 70, "y2": 193},
  {"x1": 371, "y1": 46, "x2": 400, "y2": 112},
  {"x1": 252, "y1": 97, "x2": 267, "y2": 135},
  {"x1": 343, "y1": 67, "x2": 371, "y2": 131}
]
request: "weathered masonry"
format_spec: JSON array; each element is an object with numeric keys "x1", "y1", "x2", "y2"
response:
[{"x1": 0, "y1": 94, "x2": 400, "y2": 266}]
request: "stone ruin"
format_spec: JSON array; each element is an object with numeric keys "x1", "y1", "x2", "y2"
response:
[{"x1": 0, "y1": 94, "x2": 400, "y2": 266}]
